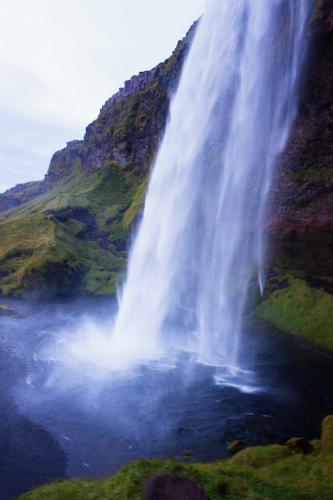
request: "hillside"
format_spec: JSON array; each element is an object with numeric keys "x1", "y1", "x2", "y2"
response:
[{"x1": 0, "y1": 23, "x2": 196, "y2": 297}]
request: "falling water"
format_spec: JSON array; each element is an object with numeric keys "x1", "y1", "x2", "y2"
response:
[{"x1": 109, "y1": 0, "x2": 310, "y2": 373}]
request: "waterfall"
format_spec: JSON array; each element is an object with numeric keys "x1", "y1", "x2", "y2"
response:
[{"x1": 109, "y1": 0, "x2": 310, "y2": 372}]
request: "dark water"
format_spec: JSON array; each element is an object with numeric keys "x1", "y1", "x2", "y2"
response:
[{"x1": 1, "y1": 299, "x2": 333, "y2": 499}]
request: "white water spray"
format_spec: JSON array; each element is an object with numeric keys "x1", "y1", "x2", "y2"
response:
[
  {"x1": 108, "y1": 0, "x2": 310, "y2": 372},
  {"x1": 59, "y1": 1, "x2": 310, "y2": 378}
]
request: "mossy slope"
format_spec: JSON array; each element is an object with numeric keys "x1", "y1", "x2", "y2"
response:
[
  {"x1": 0, "y1": 161, "x2": 145, "y2": 296},
  {"x1": 21, "y1": 415, "x2": 333, "y2": 499},
  {"x1": 256, "y1": 277, "x2": 333, "y2": 351},
  {"x1": 0, "y1": 24, "x2": 196, "y2": 297}
]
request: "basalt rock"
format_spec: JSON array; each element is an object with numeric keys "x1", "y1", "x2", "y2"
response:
[
  {"x1": 143, "y1": 474, "x2": 210, "y2": 500},
  {"x1": 258, "y1": 0, "x2": 333, "y2": 349}
]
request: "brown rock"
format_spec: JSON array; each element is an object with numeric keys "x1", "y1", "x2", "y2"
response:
[
  {"x1": 144, "y1": 474, "x2": 210, "y2": 500},
  {"x1": 227, "y1": 439, "x2": 247, "y2": 455},
  {"x1": 286, "y1": 437, "x2": 313, "y2": 454},
  {"x1": 321, "y1": 415, "x2": 333, "y2": 452}
]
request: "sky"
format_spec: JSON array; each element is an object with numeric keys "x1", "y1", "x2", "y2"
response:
[{"x1": 0, "y1": 0, "x2": 205, "y2": 193}]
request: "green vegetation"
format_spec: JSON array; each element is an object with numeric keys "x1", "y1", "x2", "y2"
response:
[
  {"x1": 289, "y1": 167, "x2": 333, "y2": 182},
  {"x1": 21, "y1": 415, "x2": 333, "y2": 499},
  {"x1": 123, "y1": 176, "x2": 148, "y2": 232},
  {"x1": 0, "y1": 161, "x2": 147, "y2": 297},
  {"x1": 256, "y1": 277, "x2": 333, "y2": 351}
]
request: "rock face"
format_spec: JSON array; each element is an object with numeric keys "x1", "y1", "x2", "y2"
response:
[
  {"x1": 322, "y1": 415, "x2": 333, "y2": 452},
  {"x1": 270, "y1": 0, "x2": 333, "y2": 277},
  {"x1": 257, "y1": 0, "x2": 333, "y2": 350},
  {"x1": 0, "y1": 181, "x2": 46, "y2": 213}
]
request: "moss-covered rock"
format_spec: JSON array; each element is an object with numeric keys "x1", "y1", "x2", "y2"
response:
[
  {"x1": 256, "y1": 277, "x2": 333, "y2": 351},
  {"x1": 230, "y1": 444, "x2": 292, "y2": 468},
  {"x1": 321, "y1": 415, "x2": 333, "y2": 452},
  {"x1": 255, "y1": 0, "x2": 333, "y2": 350},
  {"x1": 286, "y1": 437, "x2": 313, "y2": 454}
]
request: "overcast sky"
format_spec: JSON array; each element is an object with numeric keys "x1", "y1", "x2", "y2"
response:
[{"x1": 0, "y1": 0, "x2": 205, "y2": 193}]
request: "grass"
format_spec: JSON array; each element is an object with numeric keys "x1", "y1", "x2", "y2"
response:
[
  {"x1": 256, "y1": 277, "x2": 333, "y2": 351},
  {"x1": 0, "y1": 161, "x2": 147, "y2": 297},
  {"x1": 20, "y1": 415, "x2": 333, "y2": 499}
]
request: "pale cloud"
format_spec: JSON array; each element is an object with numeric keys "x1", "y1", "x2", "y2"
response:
[{"x1": 0, "y1": 0, "x2": 205, "y2": 192}]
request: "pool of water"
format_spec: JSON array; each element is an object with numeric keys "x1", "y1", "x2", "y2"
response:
[{"x1": 1, "y1": 298, "x2": 333, "y2": 499}]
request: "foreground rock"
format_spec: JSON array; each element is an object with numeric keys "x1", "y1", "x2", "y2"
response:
[{"x1": 144, "y1": 475, "x2": 210, "y2": 500}]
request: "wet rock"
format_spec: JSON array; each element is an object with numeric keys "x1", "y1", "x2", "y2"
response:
[
  {"x1": 286, "y1": 437, "x2": 313, "y2": 454},
  {"x1": 227, "y1": 439, "x2": 247, "y2": 455},
  {"x1": 321, "y1": 414, "x2": 333, "y2": 452},
  {"x1": 144, "y1": 474, "x2": 210, "y2": 500}
]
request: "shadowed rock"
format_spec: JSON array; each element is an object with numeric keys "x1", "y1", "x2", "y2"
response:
[
  {"x1": 286, "y1": 437, "x2": 313, "y2": 454},
  {"x1": 227, "y1": 439, "x2": 247, "y2": 455},
  {"x1": 144, "y1": 474, "x2": 210, "y2": 500},
  {"x1": 322, "y1": 414, "x2": 333, "y2": 452}
]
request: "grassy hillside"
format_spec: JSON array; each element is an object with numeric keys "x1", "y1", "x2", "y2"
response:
[{"x1": 0, "y1": 161, "x2": 146, "y2": 296}]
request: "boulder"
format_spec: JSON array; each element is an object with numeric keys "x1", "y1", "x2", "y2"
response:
[
  {"x1": 286, "y1": 437, "x2": 313, "y2": 454},
  {"x1": 144, "y1": 474, "x2": 210, "y2": 500},
  {"x1": 321, "y1": 415, "x2": 333, "y2": 452},
  {"x1": 227, "y1": 439, "x2": 247, "y2": 455}
]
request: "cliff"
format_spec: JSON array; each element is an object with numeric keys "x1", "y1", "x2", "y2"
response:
[
  {"x1": 0, "y1": 23, "x2": 196, "y2": 297},
  {"x1": 256, "y1": 0, "x2": 333, "y2": 350},
  {"x1": 0, "y1": 2, "x2": 332, "y2": 352}
]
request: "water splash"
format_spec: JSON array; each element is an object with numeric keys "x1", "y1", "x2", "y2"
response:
[
  {"x1": 43, "y1": 1, "x2": 309, "y2": 383},
  {"x1": 108, "y1": 0, "x2": 310, "y2": 374}
]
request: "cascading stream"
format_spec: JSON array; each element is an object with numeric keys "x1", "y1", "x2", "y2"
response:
[{"x1": 109, "y1": 0, "x2": 310, "y2": 373}]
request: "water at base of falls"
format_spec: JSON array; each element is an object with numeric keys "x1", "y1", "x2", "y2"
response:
[
  {"x1": 103, "y1": 0, "x2": 310, "y2": 376},
  {"x1": 2, "y1": 299, "x2": 333, "y2": 499}
]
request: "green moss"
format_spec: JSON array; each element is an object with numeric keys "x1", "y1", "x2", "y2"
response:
[
  {"x1": 0, "y1": 160, "x2": 147, "y2": 297},
  {"x1": 256, "y1": 278, "x2": 333, "y2": 350},
  {"x1": 20, "y1": 416, "x2": 333, "y2": 499},
  {"x1": 123, "y1": 176, "x2": 148, "y2": 231},
  {"x1": 230, "y1": 445, "x2": 292, "y2": 468},
  {"x1": 289, "y1": 167, "x2": 333, "y2": 182},
  {"x1": 322, "y1": 415, "x2": 333, "y2": 452}
]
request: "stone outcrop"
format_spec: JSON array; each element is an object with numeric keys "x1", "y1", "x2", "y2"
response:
[{"x1": 269, "y1": 0, "x2": 333, "y2": 280}]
